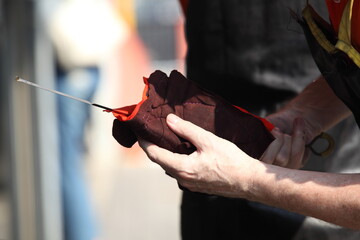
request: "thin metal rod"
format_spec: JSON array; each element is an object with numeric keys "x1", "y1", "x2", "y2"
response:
[
  {"x1": 16, "y1": 76, "x2": 116, "y2": 112},
  {"x1": 16, "y1": 76, "x2": 92, "y2": 105},
  {"x1": 91, "y1": 103, "x2": 114, "y2": 111}
]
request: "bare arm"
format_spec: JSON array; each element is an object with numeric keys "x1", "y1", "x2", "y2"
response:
[
  {"x1": 139, "y1": 114, "x2": 360, "y2": 230},
  {"x1": 256, "y1": 78, "x2": 358, "y2": 227},
  {"x1": 260, "y1": 76, "x2": 352, "y2": 169},
  {"x1": 267, "y1": 76, "x2": 351, "y2": 142},
  {"x1": 251, "y1": 162, "x2": 360, "y2": 229}
]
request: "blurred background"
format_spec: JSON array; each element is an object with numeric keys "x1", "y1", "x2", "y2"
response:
[{"x1": 0, "y1": 0, "x2": 185, "y2": 239}]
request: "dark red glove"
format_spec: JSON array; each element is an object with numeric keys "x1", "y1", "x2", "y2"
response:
[{"x1": 111, "y1": 70, "x2": 274, "y2": 159}]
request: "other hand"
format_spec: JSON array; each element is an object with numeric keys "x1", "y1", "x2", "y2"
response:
[{"x1": 260, "y1": 118, "x2": 308, "y2": 169}]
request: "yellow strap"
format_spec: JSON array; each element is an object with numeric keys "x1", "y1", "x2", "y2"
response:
[
  {"x1": 337, "y1": 0, "x2": 353, "y2": 45},
  {"x1": 335, "y1": 0, "x2": 360, "y2": 67},
  {"x1": 302, "y1": 6, "x2": 337, "y2": 53}
]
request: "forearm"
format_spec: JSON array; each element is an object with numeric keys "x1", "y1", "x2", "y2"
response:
[
  {"x1": 268, "y1": 76, "x2": 351, "y2": 139},
  {"x1": 248, "y1": 161, "x2": 360, "y2": 229},
  {"x1": 140, "y1": 113, "x2": 360, "y2": 229}
]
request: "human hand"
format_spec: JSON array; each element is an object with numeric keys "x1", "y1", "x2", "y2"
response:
[
  {"x1": 138, "y1": 114, "x2": 259, "y2": 198},
  {"x1": 266, "y1": 110, "x2": 321, "y2": 144},
  {"x1": 260, "y1": 118, "x2": 309, "y2": 169}
]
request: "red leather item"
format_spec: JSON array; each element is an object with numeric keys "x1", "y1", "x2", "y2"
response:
[{"x1": 111, "y1": 70, "x2": 274, "y2": 159}]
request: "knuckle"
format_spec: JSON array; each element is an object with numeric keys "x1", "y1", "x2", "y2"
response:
[{"x1": 275, "y1": 155, "x2": 288, "y2": 167}]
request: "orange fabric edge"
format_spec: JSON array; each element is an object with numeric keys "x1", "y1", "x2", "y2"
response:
[{"x1": 106, "y1": 77, "x2": 149, "y2": 121}]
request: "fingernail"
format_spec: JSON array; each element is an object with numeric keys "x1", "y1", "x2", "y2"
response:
[{"x1": 167, "y1": 114, "x2": 179, "y2": 124}]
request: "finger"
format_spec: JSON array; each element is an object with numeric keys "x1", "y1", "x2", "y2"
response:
[
  {"x1": 273, "y1": 134, "x2": 292, "y2": 167},
  {"x1": 166, "y1": 114, "x2": 214, "y2": 150},
  {"x1": 138, "y1": 139, "x2": 186, "y2": 175},
  {"x1": 260, "y1": 128, "x2": 284, "y2": 164},
  {"x1": 288, "y1": 118, "x2": 306, "y2": 169},
  {"x1": 301, "y1": 148, "x2": 311, "y2": 166}
]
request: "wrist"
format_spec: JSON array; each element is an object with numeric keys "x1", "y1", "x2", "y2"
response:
[
  {"x1": 238, "y1": 158, "x2": 265, "y2": 200},
  {"x1": 244, "y1": 160, "x2": 284, "y2": 204}
]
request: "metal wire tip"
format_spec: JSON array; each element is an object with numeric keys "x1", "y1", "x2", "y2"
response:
[{"x1": 15, "y1": 75, "x2": 117, "y2": 112}]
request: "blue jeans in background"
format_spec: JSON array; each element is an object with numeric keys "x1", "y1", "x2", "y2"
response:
[{"x1": 57, "y1": 66, "x2": 100, "y2": 240}]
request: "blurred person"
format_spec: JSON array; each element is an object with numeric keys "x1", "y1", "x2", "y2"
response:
[
  {"x1": 48, "y1": 0, "x2": 122, "y2": 239},
  {"x1": 138, "y1": 0, "x2": 360, "y2": 235}
]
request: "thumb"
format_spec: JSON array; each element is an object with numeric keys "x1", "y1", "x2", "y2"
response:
[
  {"x1": 138, "y1": 138, "x2": 185, "y2": 173},
  {"x1": 166, "y1": 114, "x2": 212, "y2": 151}
]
